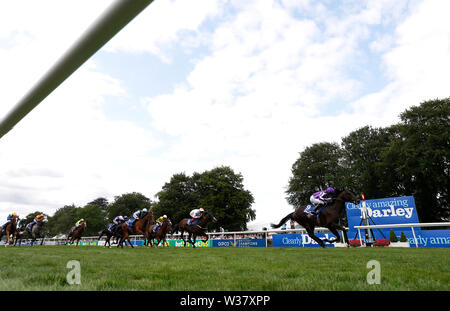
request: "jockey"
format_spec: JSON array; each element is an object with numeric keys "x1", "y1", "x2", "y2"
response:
[
  {"x1": 17, "y1": 218, "x2": 26, "y2": 229},
  {"x1": 75, "y1": 219, "x2": 85, "y2": 228},
  {"x1": 111, "y1": 215, "x2": 125, "y2": 232},
  {"x1": 133, "y1": 208, "x2": 148, "y2": 220},
  {"x1": 154, "y1": 215, "x2": 168, "y2": 232},
  {"x1": 189, "y1": 208, "x2": 204, "y2": 226},
  {"x1": 308, "y1": 187, "x2": 335, "y2": 217},
  {"x1": 6, "y1": 212, "x2": 17, "y2": 221},
  {"x1": 2, "y1": 212, "x2": 18, "y2": 231},
  {"x1": 113, "y1": 215, "x2": 125, "y2": 225},
  {"x1": 28, "y1": 213, "x2": 45, "y2": 230}
]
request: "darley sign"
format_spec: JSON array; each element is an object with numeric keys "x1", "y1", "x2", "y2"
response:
[{"x1": 346, "y1": 196, "x2": 420, "y2": 238}]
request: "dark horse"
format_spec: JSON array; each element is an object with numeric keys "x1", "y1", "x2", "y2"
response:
[
  {"x1": 118, "y1": 212, "x2": 154, "y2": 248},
  {"x1": 0, "y1": 215, "x2": 19, "y2": 246},
  {"x1": 16, "y1": 217, "x2": 48, "y2": 246},
  {"x1": 145, "y1": 218, "x2": 172, "y2": 247},
  {"x1": 66, "y1": 222, "x2": 87, "y2": 246},
  {"x1": 271, "y1": 189, "x2": 360, "y2": 248},
  {"x1": 172, "y1": 212, "x2": 217, "y2": 248},
  {"x1": 98, "y1": 223, "x2": 124, "y2": 248}
]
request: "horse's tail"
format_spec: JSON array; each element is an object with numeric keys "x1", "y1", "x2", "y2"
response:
[
  {"x1": 98, "y1": 229, "x2": 105, "y2": 240},
  {"x1": 270, "y1": 212, "x2": 294, "y2": 229}
]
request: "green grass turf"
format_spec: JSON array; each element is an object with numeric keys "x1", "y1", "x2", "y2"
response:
[{"x1": 0, "y1": 246, "x2": 448, "y2": 291}]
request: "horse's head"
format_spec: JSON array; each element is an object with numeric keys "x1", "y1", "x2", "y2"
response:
[
  {"x1": 204, "y1": 212, "x2": 217, "y2": 223},
  {"x1": 337, "y1": 189, "x2": 360, "y2": 205},
  {"x1": 166, "y1": 219, "x2": 173, "y2": 233}
]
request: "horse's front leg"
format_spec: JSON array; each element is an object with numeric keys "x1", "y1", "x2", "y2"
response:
[
  {"x1": 306, "y1": 227, "x2": 327, "y2": 248},
  {"x1": 322, "y1": 224, "x2": 342, "y2": 244}
]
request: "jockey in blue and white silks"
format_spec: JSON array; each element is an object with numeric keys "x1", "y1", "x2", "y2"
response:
[
  {"x1": 308, "y1": 187, "x2": 335, "y2": 217},
  {"x1": 133, "y1": 208, "x2": 148, "y2": 220}
]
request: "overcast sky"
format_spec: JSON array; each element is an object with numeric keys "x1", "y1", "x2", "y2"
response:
[{"x1": 0, "y1": 0, "x2": 449, "y2": 230}]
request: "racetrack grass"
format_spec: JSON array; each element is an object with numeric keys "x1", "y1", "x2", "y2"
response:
[{"x1": 0, "y1": 246, "x2": 448, "y2": 291}]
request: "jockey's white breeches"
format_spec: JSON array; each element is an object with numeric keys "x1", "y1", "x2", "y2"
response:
[{"x1": 310, "y1": 195, "x2": 325, "y2": 206}]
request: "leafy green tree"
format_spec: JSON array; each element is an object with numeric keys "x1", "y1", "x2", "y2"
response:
[
  {"x1": 154, "y1": 166, "x2": 255, "y2": 231},
  {"x1": 106, "y1": 192, "x2": 153, "y2": 222},
  {"x1": 47, "y1": 204, "x2": 79, "y2": 236},
  {"x1": 380, "y1": 98, "x2": 450, "y2": 221},
  {"x1": 286, "y1": 142, "x2": 345, "y2": 207},
  {"x1": 193, "y1": 166, "x2": 255, "y2": 231},
  {"x1": 77, "y1": 204, "x2": 107, "y2": 236},
  {"x1": 341, "y1": 126, "x2": 396, "y2": 198},
  {"x1": 153, "y1": 173, "x2": 198, "y2": 225},
  {"x1": 87, "y1": 197, "x2": 109, "y2": 212}
]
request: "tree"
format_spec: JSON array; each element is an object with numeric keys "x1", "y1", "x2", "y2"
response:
[
  {"x1": 286, "y1": 142, "x2": 345, "y2": 207},
  {"x1": 47, "y1": 204, "x2": 79, "y2": 236},
  {"x1": 152, "y1": 173, "x2": 198, "y2": 225},
  {"x1": 154, "y1": 166, "x2": 255, "y2": 231},
  {"x1": 106, "y1": 192, "x2": 153, "y2": 222},
  {"x1": 87, "y1": 197, "x2": 109, "y2": 212},
  {"x1": 193, "y1": 166, "x2": 255, "y2": 231},
  {"x1": 380, "y1": 98, "x2": 450, "y2": 221},
  {"x1": 341, "y1": 126, "x2": 397, "y2": 198}
]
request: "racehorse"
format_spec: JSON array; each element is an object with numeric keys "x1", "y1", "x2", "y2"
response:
[
  {"x1": 66, "y1": 221, "x2": 87, "y2": 246},
  {"x1": 271, "y1": 189, "x2": 360, "y2": 248},
  {"x1": 172, "y1": 211, "x2": 217, "y2": 248},
  {"x1": 17, "y1": 216, "x2": 48, "y2": 246},
  {"x1": 118, "y1": 212, "x2": 154, "y2": 248},
  {"x1": 98, "y1": 223, "x2": 124, "y2": 248},
  {"x1": 145, "y1": 218, "x2": 172, "y2": 247},
  {"x1": 13, "y1": 220, "x2": 27, "y2": 246},
  {"x1": 0, "y1": 215, "x2": 19, "y2": 246}
]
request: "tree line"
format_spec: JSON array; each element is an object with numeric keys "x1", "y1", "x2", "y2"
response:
[
  {"x1": 286, "y1": 98, "x2": 449, "y2": 223},
  {"x1": 19, "y1": 166, "x2": 256, "y2": 237}
]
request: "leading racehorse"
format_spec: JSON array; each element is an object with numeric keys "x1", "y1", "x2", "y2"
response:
[
  {"x1": 172, "y1": 211, "x2": 217, "y2": 248},
  {"x1": 118, "y1": 211, "x2": 154, "y2": 248},
  {"x1": 0, "y1": 214, "x2": 19, "y2": 246},
  {"x1": 145, "y1": 218, "x2": 172, "y2": 247},
  {"x1": 271, "y1": 189, "x2": 360, "y2": 248}
]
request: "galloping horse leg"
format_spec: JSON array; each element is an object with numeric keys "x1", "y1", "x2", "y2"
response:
[
  {"x1": 322, "y1": 224, "x2": 341, "y2": 244},
  {"x1": 190, "y1": 234, "x2": 197, "y2": 248},
  {"x1": 180, "y1": 230, "x2": 187, "y2": 247},
  {"x1": 305, "y1": 226, "x2": 327, "y2": 248}
]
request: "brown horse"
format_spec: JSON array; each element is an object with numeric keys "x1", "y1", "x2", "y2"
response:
[
  {"x1": 118, "y1": 212, "x2": 154, "y2": 248},
  {"x1": 145, "y1": 218, "x2": 172, "y2": 247},
  {"x1": 271, "y1": 189, "x2": 360, "y2": 248},
  {"x1": 66, "y1": 222, "x2": 87, "y2": 246},
  {"x1": 0, "y1": 215, "x2": 19, "y2": 246},
  {"x1": 172, "y1": 211, "x2": 217, "y2": 248}
]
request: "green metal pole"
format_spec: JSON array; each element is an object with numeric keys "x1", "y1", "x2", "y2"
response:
[{"x1": 0, "y1": 0, "x2": 154, "y2": 140}]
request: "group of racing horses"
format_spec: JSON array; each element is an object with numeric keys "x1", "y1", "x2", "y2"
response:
[
  {"x1": 1, "y1": 189, "x2": 360, "y2": 249},
  {"x1": 97, "y1": 211, "x2": 218, "y2": 248}
]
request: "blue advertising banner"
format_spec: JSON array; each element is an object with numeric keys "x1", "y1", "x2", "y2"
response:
[
  {"x1": 346, "y1": 196, "x2": 420, "y2": 239},
  {"x1": 272, "y1": 233, "x2": 336, "y2": 247},
  {"x1": 211, "y1": 238, "x2": 266, "y2": 247},
  {"x1": 408, "y1": 230, "x2": 450, "y2": 248}
]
